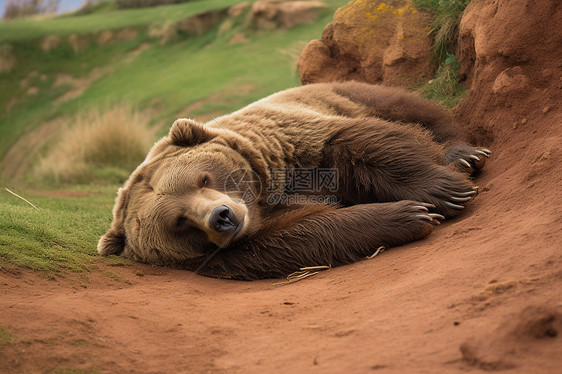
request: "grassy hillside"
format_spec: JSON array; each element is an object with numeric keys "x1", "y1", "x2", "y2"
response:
[
  {"x1": 0, "y1": 0, "x2": 239, "y2": 42},
  {"x1": 1, "y1": 0, "x2": 345, "y2": 178},
  {"x1": 0, "y1": 0, "x2": 348, "y2": 273}
]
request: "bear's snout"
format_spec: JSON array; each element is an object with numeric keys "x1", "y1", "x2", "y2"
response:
[{"x1": 209, "y1": 205, "x2": 239, "y2": 233}]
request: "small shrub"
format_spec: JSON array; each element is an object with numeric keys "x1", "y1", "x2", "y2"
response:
[
  {"x1": 36, "y1": 105, "x2": 154, "y2": 184},
  {"x1": 413, "y1": 1, "x2": 470, "y2": 106},
  {"x1": 418, "y1": 53, "x2": 465, "y2": 107}
]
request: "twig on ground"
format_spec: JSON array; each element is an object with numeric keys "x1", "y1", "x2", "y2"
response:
[
  {"x1": 273, "y1": 265, "x2": 331, "y2": 286},
  {"x1": 4, "y1": 188, "x2": 39, "y2": 210},
  {"x1": 366, "y1": 246, "x2": 385, "y2": 259}
]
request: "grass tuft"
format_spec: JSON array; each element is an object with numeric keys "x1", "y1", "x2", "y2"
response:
[
  {"x1": 0, "y1": 327, "x2": 14, "y2": 346},
  {"x1": 35, "y1": 105, "x2": 154, "y2": 184},
  {"x1": 413, "y1": 0, "x2": 470, "y2": 107},
  {"x1": 417, "y1": 53, "x2": 466, "y2": 108},
  {"x1": 412, "y1": 0, "x2": 470, "y2": 65}
]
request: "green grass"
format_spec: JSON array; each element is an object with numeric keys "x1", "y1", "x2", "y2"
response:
[
  {"x1": 412, "y1": 0, "x2": 470, "y2": 64},
  {"x1": 417, "y1": 53, "x2": 466, "y2": 108},
  {"x1": 101, "y1": 271, "x2": 128, "y2": 282},
  {"x1": 0, "y1": 186, "x2": 116, "y2": 273},
  {"x1": 412, "y1": 0, "x2": 470, "y2": 107},
  {"x1": 0, "y1": 327, "x2": 14, "y2": 345}
]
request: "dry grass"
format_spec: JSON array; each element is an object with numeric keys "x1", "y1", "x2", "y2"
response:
[{"x1": 36, "y1": 105, "x2": 154, "y2": 184}]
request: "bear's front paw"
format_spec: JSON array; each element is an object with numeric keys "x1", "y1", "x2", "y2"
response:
[
  {"x1": 445, "y1": 143, "x2": 491, "y2": 174},
  {"x1": 390, "y1": 201, "x2": 444, "y2": 240}
]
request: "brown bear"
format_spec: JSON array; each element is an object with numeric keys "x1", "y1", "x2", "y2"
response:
[{"x1": 98, "y1": 81, "x2": 490, "y2": 280}]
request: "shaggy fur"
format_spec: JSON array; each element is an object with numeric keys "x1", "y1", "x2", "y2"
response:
[{"x1": 98, "y1": 81, "x2": 490, "y2": 280}]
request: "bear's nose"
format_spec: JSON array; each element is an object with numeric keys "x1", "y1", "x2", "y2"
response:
[{"x1": 209, "y1": 205, "x2": 239, "y2": 233}]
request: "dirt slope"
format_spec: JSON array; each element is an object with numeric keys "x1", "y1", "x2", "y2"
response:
[{"x1": 1, "y1": 0, "x2": 562, "y2": 372}]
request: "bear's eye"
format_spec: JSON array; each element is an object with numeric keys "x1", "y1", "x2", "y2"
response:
[
  {"x1": 175, "y1": 216, "x2": 189, "y2": 229},
  {"x1": 198, "y1": 174, "x2": 210, "y2": 188}
]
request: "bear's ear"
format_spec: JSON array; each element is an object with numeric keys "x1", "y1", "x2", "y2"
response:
[
  {"x1": 97, "y1": 229, "x2": 126, "y2": 256},
  {"x1": 98, "y1": 187, "x2": 129, "y2": 257},
  {"x1": 169, "y1": 118, "x2": 217, "y2": 147}
]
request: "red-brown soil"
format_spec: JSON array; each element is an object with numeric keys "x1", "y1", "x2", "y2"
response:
[{"x1": 1, "y1": 0, "x2": 562, "y2": 372}]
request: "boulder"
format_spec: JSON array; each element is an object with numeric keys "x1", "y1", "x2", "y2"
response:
[
  {"x1": 247, "y1": 0, "x2": 327, "y2": 31},
  {"x1": 176, "y1": 9, "x2": 228, "y2": 36},
  {"x1": 298, "y1": 0, "x2": 434, "y2": 87},
  {"x1": 0, "y1": 44, "x2": 16, "y2": 73},
  {"x1": 456, "y1": 0, "x2": 562, "y2": 139},
  {"x1": 41, "y1": 35, "x2": 61, "y2": 52}
]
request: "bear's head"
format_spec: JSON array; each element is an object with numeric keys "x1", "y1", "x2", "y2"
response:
[{"x1": 97, "y1": 118, "x2": 263, "y2": 265}]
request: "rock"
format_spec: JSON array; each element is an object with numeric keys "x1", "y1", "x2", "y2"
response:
[
  {"x1": 41, "y1": 35, "x2": 61, "y2": 52},
  {"x1": 460, "y1": 305, "x2": 561, "y2": 370},
  {"x1": 457, "y1": 0, "x2": 562, "y2": 124},
  {"x1": 115, "y1": 28, "x2": 138, "y2": 42},
  {"x1": 247, "y1": 0, "x2": 327, "y2": 31},
  {"x1": 228, "y1": 1, "x2": 251, "y2": 18},
  {"x1": 149, "y1": 22, "x2": 174, "y2": 45},
  {"x1": 228, "y1": 33, "x2": 249, "y2": 44},
  {"x1": 0, "y1": 44, "x2": 16, "y2": 73},
  {"x1": 68, "y1": 34, "x2": 90, "y2": 54},
  {"x1": 97, "y1": 31, "x2": 114, "y2": 46},
  {"x1": 298, "y1": 0, "x2": 434, "y2": 87},
  {"x1": 176, "y1": 8, "x2": 228, "y2": 36},
  {"x1": 492, "y1": 67, "x2": 530, "y2": 96}
]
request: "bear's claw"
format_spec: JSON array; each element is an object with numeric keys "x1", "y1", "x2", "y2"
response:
[
  {"x1": 459, "y1": 148, "x2": 491, "y2": 172},
  {"x1": 454, "y1": 190, "x2": 477, "y2": 197},
  {"x1": 445, "y1": 201, "x2": 465, "y2": 209},
  {"x1": 458, "y1": 159, "x2": 471, "y2": 168},
  {"x1": 450, "y1": 196, "x2": 472, "y2": 203},
  {"x1": 429, "y1": 213, "x2": 445, "y2": 220},
  {"x1": 415, "y1": 205, "x2": 445, "y2": 225},
  {"x1": 443, "y1": 188, "x2": 477, "y2": 210},
  {"x1": 475, "y1": 149, "x2": 491, "y2": 157},
  {"x1": 447, "y1": 145, "x2": 492, "y2": 174}
]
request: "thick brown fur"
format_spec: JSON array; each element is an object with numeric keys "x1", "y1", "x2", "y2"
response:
[{"x1": 98, "y1": 81, "x2": 490, "y2": 280}]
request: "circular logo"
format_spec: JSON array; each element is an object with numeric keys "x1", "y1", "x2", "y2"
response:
[{"x1": 224, "y1": 169, "x2": 262, "y2": 204}]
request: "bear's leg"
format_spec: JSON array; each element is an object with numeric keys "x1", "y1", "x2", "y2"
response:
[
  {"x1": 331, "y1": 82, "x2": 491, "y2": 172},
  {"x1": 195, "y1": 201, "x2": 441, "y2": 280},
  {"x1": 323, "y1": 119, "x2": 477, "y2": 218}
]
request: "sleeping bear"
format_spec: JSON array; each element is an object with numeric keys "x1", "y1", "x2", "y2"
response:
[{"x1": 98, "y1": 81, "x2": 490, "y2": 280}]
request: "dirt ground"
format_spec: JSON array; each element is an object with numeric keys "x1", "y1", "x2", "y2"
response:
[
  {"x1": 1, "y1": 166, "x2": 561, "y2": 374},
  {"x1": 1, "y1": 0, "x2": 562, "y2": 372},
  {"x1": 2, "y1": 101, "x2": 562, "y2": 374}
]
